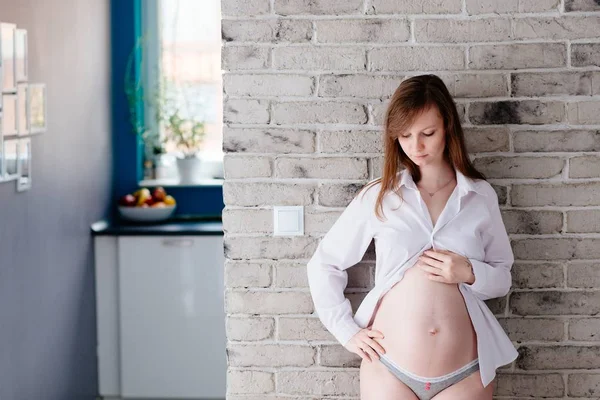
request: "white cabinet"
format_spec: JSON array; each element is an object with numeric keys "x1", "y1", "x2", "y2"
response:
[{"x1": 94, "y1": 233, "x2": 226, "y2": 399}]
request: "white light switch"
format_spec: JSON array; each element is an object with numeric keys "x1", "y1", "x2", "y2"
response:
[{"x1": 273, "y1": 206, "x2": 304, "y2": 236}]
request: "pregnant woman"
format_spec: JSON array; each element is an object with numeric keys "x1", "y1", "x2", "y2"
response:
[{"x1": 307, "y1": 74, "x2": 518, "y2": 399}]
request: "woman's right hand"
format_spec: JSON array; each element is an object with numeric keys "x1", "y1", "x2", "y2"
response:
[{"x1": 344, "y1": 328, "x2": 386, "y2": 362}]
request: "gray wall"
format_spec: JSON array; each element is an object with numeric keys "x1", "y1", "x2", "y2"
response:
[
  {"x1": 221, "y1": 0, "x2": 600, "y2": 398},
  {"x1": 0, "y1": 1, "x2": 111, "y2": 399}
]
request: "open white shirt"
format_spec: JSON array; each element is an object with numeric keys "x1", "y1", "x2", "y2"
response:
[{"x1": 306, "y1": 168, "x2": 518, "y2": 387}]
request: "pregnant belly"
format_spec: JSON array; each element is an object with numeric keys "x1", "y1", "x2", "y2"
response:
[{"x1": 370, "y1": 264, "x2": 478, "y2": 377}]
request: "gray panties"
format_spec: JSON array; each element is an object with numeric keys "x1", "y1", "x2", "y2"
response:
[{"x1": 378, "y1": 353, "x2": 480, "y2": 400}]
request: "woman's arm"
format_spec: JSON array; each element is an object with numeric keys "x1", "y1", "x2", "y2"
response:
[
  {"x1": 464, "y1": 186, "x2": 514, "y2": 301},
  {"x1": 307, "y1": 187, "x2": 376, "y2": 346}
]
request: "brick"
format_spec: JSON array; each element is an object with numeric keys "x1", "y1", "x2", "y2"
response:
[
  {"x1": 513, "y1": 238, "x2": 600, "y2": 260},
  {"x1": 493, "y1": 185, "x2": 508, "y2": 205},
  {"x1": 570, "y1": 155, "x2": 600, "y2": 179},
  {"x1": 469, "y1": 101, "x2": 564, "y2": 125},
  {"x1": 274, "y1": 262, "x2": 309, "y2": 288},
  {"x1": 277, "y1": 370, "x2": 359, "y2": 396},
  {"x1": 513, "y1": 129, "x2": 600, "y2": 153},
  {"x1": 225, "y1": 261, "x2": 272, "y2": 287},
  {"x1": 517, "y1": 345, "x2": 600, "y2": 370},
  {"x1": 317, "y1": 182, "x2": 369, "y2": 207},
  {"x1": 228, "y1": 344, "x2": 315, "y2": 367},
  {"x1": 222, "y1": 46, "x2": 270, "y2": 70},
  {"x1": 511, "y1": 183, "x2": 600, "y2": 207},
  {"x1": 473, "y1": 156, "x2": 564, "y2": 179},
  {"x1": 511, "y1": 263, "x2": 564, "y2": 288},
  {"x1": 275, "y1": 0, "x2": 363, "y2": 15},
  {"x1": 275, "y1": 157, "x2": 368, "y2": 179},
  {"x1": 502, "y1": 210, "x2": 563, "y2": 235},
  {"x1": 567, "y1": 262, "x2": 600, "y2": 288},
  {"x1": 511, "y1": 71, "x2": 595, "y2": 97},
  {"x1": 227, "y1": 317, "x2": 275, "y2": 341},
  {"x1": 567, "y1": 210, "x2": 600, "y2": 233},
  {"x1": 498, "y1": 318, "x2": 564, "y2": 342},
  {"x1": 224, "y1": 99, "x2": 270, "y2": 124},
  {"x1": 223, "y1": 127, "x2": 316, "y2": 154},
  {"x1": 494, "y1": 373, "x2": 564, "y2": 397},
  {"x1": 569, "y1": 373, "x2": 600, "y2": 397},
  {"x1": 463, "y1": 127, "x2": 510, "y2": 152},
  {"x1": 316, "y1": 19, "x2": 410, "y2": 43},
  {"x1": 319, "y1": 74, "x2": 402, "y2": 98},
  {"x1": 223, "y1": 74, "x2": 315, "y2": 97},
  {"x1": 565, "y1": 0, "x2": 600, "y2": 11},
  {"x1": 272, "y1": 101, "x2": 368, "y2": 124},
  {"x1": 486, "y1": 296, "x2": 507, "y2": 315},
  {"x1": 221, "y1": 19, "x2": 312, "y2": 43},
  {"x1": 304, "y1": 209, "x2": 341, "y2": 233},
  {"x1": 319, "y1": 344, "x2": 361, "y2": 367},
  {"x1": 415, "y1": 18, "x2": 511, "y2": 43},
  {"x1": 514, "y1": 16, "x2": 600, "y2": 40},
  {"x1": 441, "y1": 73, "x2": 509, "y2": 98},
  {"x1": 371, "y1": 156, "x2": 384, "y2": 179},
  {"x1": 225, "y1": 291, "x2": 314, "y2": 314},
  {"x1": 572, "y1": 43, "x2": 600, "y2": 67},
  {"x1": 224, "y1": 236, "x2": 317, "y2": 259},
  {"x1": 227, "y1": 370, "x2": 275, "y2": 394},
  {"x1": 370, "y1": 0, "x2": 462, "y2": 14},
  {"x1": 469, "y1": 43, "x2": 566, "y2": 69},
  {"x1": 466, "y1": 0, "x2": 559, "y2": 14},
  {"x1": 510, "y1": 291, "x2": 600, "y2": 316},
  {"x1": 222, "y1": 208, "x2": 272, "y2": 234},
  {"x1": 224, "y1": 155, "x2": 272, "y2": 179},
  {"x1": 319, "y1": 129, "x2": 383, "y2": 153},
  {"x1": 569, "y1": 318, "x2": 600, "y2": 341},
  {"x1": 278, "y1": 317, "x2": 334, "y2": 341},
  {"x1": 223, "y1": 182, "x2": 314, "y2": 206},
  {"x1": 221, "y1": 0, "x2": 270, "y2": 16},
  {"x1": 273, "y1": 46, "x2": 365, "y2": 70},
  {"x1": 370, "y1": 46, "x2": 464, "y2": 71},
  {"x1": 567, "y1": 101, "x2": 600, "y2": 124}
]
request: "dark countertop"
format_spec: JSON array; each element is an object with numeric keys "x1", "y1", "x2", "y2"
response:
[{"x1": 91, "y1": 216, "x2": 223, "y2": 236}]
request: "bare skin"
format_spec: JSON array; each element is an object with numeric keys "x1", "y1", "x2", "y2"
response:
[{"x1": 352, "y1": 106, "x2": 494, "y2": 399}]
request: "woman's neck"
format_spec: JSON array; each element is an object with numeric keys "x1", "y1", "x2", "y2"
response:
[{"x1": 417, "y1": 161, "x2": 455, "y2": 190}]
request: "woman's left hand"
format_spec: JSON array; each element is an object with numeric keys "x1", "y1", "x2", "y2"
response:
[{"x1": 417, "y1": 249, "x2": 475, "y2": 284}]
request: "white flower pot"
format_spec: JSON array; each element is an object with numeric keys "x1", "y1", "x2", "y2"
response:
[{"x1": 176, "y1": 156, "x2": 203, "y2": 184}]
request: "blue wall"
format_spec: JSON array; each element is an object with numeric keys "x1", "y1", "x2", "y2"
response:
[
  {"x1": 111, "y1": 0, "x2": 224, "y2": 220},
  {"x1": 0, "y1": 0, "x2": 112, "y2": 399}
]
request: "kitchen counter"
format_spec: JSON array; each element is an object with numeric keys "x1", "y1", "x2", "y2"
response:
[{"x1": 91, "y1": 217, "x2": 223, "y2": 236}]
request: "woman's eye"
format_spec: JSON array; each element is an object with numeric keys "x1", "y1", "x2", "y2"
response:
[{"x1": 424, "y1": 132, "x2": 435, "y2": 137}]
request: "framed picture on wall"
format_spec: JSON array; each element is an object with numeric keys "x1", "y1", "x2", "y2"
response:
[
  {"x1": 3, "y1": 138, "x2": 18, "y2": 180},
  {"x1": 28, "y1": 83, "x2": 46, "y2": 134},
  {"x1": 1, "y1": 23, "x2": 16, "y2": 93},
  {"x1": 15, "y1": 28, "x2": 27, "y2": 83},
  {"x1": 2, "y1": 93, "x2": 18, "y2": 137},
  {"x1": 17, "y1": 137, "x2": 30, "y2": 191},
  {"x1": 17, "y1": 83, "x2": 28, "y2": 135}
]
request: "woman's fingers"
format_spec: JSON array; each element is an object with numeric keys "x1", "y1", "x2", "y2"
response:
[
  {"x1": 358, "y1": 346, "x2": 372, "y2": 362},
  {"x1": 366, "y1": 329, "x2": 384, "y2": 339},
  {"x1": 361, "y1": 344, "x2": 379, "y2": 361},
  {"x1": 365, "y1": 337, "x2": 386, "y2": 354},
  {"x1": 418, "y1": 263, "x2": 443, "y2": 276}
]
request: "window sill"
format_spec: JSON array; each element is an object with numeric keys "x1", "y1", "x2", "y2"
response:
[{"x1": 139, "y1": 178, "x2": 224, "y2": 188}]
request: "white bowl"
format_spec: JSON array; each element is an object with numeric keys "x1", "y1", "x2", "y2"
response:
[{"x1": 118, "y1": 205, "x2": 176, "y2": 222}]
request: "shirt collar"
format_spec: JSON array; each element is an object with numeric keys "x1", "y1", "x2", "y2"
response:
[{"x1": 398, "y1": 168, "x2": 487, "y2": 197}]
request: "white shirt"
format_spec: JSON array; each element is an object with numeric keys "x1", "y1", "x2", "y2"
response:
[{"x1": 306, "y1": 168, "x2": 518, "y2": 387}]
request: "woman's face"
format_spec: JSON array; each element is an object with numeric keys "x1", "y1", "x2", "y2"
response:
[{"x1": 396, "y1": 106, "x2": 446, "y2": 167}]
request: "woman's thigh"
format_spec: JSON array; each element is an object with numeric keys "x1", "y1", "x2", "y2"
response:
[
  {"x1": 431, "y1": 371, "x2": 494, "y2": 400},
  {"x1": 360, "y1": 358, "x2": 419, "y2": 400}
]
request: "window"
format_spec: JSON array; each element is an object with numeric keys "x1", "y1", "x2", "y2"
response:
[{"x1": 141, "y1": 0, "x2": 223, "y2": 184}]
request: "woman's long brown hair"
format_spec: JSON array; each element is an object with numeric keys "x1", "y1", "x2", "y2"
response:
[{"x1": 359, "y1": 74, "x2": 486, "y2": 221}]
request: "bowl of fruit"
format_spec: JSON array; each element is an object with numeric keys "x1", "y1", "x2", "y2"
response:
[{"x1": 118, "y1": 186, "x2": 177, "y2": 222}]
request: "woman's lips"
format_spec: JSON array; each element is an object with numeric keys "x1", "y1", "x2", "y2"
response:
[{"x1": 414, "y1": 154, "x2": 428, "y2": 159}]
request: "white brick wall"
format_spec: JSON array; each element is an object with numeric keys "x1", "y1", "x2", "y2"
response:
[{"x1": 221, "y1": 0, "x2": 600, "y2": 398}]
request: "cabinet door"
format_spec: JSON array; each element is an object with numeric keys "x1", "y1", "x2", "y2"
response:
[{"x1": 118, "y1": 235, "x2": 226, "y2": 399}]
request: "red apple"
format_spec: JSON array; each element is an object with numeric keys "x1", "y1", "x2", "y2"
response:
[
  {"x1": 143, "y1": 196, "x2": 154, "y2": 206},
  {"x1": 119, "y1": 194, "x2": 136, "y2": 207},
  {"x1": 152, "y1": 186, "x2": 167, "y2": 202}
]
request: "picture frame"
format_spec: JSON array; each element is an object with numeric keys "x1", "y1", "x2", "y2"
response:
[
  {"x1": 16, "y1": 137, "x2": 30, "y2": 191},
  {"x1": 28, "y1": 83, "x2": 46, "y2": 134},
  {"x1": 17, "y1": 83, "x2": 28, "y2": 135},
  {"x1": 2, "y1": 93, "x2": 18, "y2": 137},
  {"x1": 3, "y1": 138, "x2": 18, "y2": 180},
  {"x1": 14, "y1": 28, "x2": 27, "y2": 83},
  {"x1": 1, "y1": 23, "x2": 16, "y2": 93}
]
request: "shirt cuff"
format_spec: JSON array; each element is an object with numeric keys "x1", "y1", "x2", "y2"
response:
[
  {"x1": 335, "y1": 319, "x2": 363, "y2": 347},
  {"x1": 464, "y1": 258, "x2": 488, "y2": 294}
]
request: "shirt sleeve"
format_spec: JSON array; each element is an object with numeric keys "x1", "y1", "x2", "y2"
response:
[
  {"x1": 306, "y1": 187, "x2": 375, "y2": 346},
  {"x1": 464, "y1": 187, "x2": 514, "y2": 301}
]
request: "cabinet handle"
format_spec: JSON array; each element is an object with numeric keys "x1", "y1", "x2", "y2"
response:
[{"x1": 161, "y1": 238, "x2": 194, "y2": 247}]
